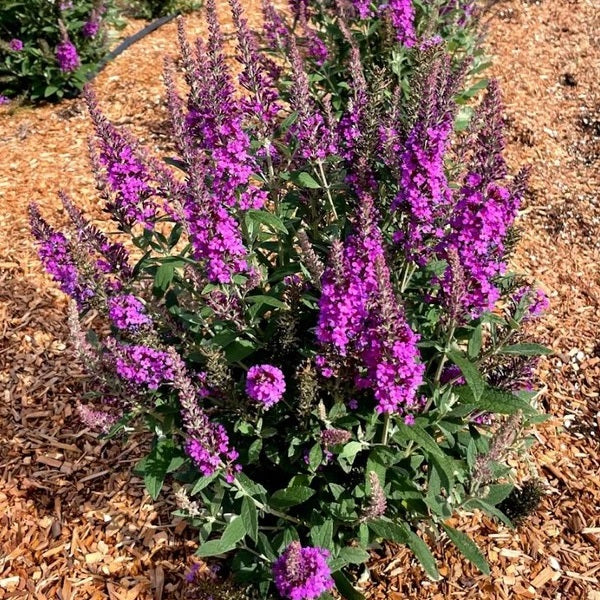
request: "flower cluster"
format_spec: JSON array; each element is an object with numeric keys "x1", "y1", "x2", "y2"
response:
[
  {"x1": 390, "y1": 58, "x2": 459, "y2": 263},
  {"x1": 108, "y1": 294, "x2": 151, "y2": 330},
  {"x1": 87, "y1": 92, "x2": 159, "y2": 229},
  {"x1": 55, "y1": 39, "x2": 80, "y2": 72},
  {"x1": 440, "y1": 174, "x2": 521, "y2": 319},
  {"x1": 30, "y1": 1, "x2": 543, "y2": 596},
  {"x1": 272, "y1": 542, "x2": 334, "y2": 600},
  {"x1": 110, "y1": 342, "x2": 176, "y2": 390},
  {"x1": 246, "y1": 364, "x2": 286, "y2": 409},
  {"x1": 29, "y1": 204, "x2": 95, "y2": 308},
  {"x1": 387, "y1": 0, "x2": 416, "y2": 47},
  {"x1": 317, "y1": 196, "x2": 424, "y2": 414}
]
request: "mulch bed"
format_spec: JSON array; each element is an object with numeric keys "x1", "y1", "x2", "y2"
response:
[{"x1": 1, "y1": 1, "x2": 598, "y2": 598}]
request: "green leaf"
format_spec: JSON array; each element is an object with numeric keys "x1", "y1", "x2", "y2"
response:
[
  {"x1": 190, "y1": 471, "x2": 220, "y2": 495},
  {"x1": 483, "y1": 483, "x2": 514, "y2": 505},
  {"x1": 332, "y1": 571, "x2": 365, "y2": 600},
  {"x1": 195, "y1": 538, "x2": 231, "y2": 557},
  {"x1": 457, "y1": 386, "x2": 538, "y2": 416},
  {"x1": 447, "y1": 348, "x2": 484, "y2": 401},
  {"x1": 338, "y1": 441, "x2": 363, "y2": 462},
  {"x1": 464, "y1": 498, "x2": 514, "y2": 529},
  {"x1": 142, "y1": 439, "x2": 180, "y2": 501},
  {"x1": 241, "y1": 497, "x2": 259, "y2": 543},
  {"x1": 245, "y1": 294, "x2": 288, "y2": 309},
  {"x1": 247, "y1": 439, "x2": 262, "y2": 464},
  {"x1": 500, "y1": 343, "x2": 552, "y2": 356},
  {"x1": 310, "y1": 519, "x2": 334, "y2": 551},
  {"x1": 308, "y1": 443, "x2": 323, "y2": 471},
  {"x1": 270, "y1": 485, "x2": 315, "y2": 509},
  {"x1": 224, "y1": 338, "x2": 256, "y2": 362},
  {"x1": 369, "y1": 519, "x2": 408, "y2": 544},
  {"x1": 441, "y1": 523, "x2": 490, "y2": 575},
  {"x1": 246, "y1": 210, "x2": 288, "y2": 234},
  {"x1": 154, "y1": 263, "x2": 174, "y2": 292},
  {"x1": 44, "y1": 84, "x2": 58, "y2": 97},
  {"x1": 400, "y1": 525, "x2": 440, "y2": 581},
  {"x1": 338, "y1": 546, "x2": 370, "y2": 565},
  {"x1": 468, "y1": 324, "x2": 483, "y2": 359},
  {"x1": 221, "y1": 516, "x2": 246, "y2": 549},
  {"x1": 393, "y1": 424, "x2": 458, "y2": 483},
  {"x1": 293, "y1": 171, "x2": 321, "y2": 189}
]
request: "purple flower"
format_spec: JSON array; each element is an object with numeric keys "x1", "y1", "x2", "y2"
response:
[
  {"x1": 288, "y1": 37, "x2": 337, "y2": 161},
  {"x1": 86, "y1": 92, "x2": 159, "y2": 229},
  {"x1": 29, "y1": 203, "x2": 95, "y2": 309},
  {"x1": 317, "y1": 195, "x2": 424, "y2": 414},
  {"x1": 78, "y1": 404, "x2": 118, "y2": 433},
  {"x1": 390, "y1": 58, "x2": 458, "y2": 263},
  {"x1": 246, "y1": 364, "x2": 286, "y2": 408},
  {"x1": 386, "y1": 0, "x2": 416, "y2": 47},
  {"x1": 186, "y1": 422, "x2": 238, "y2": 478},
  {"x1": 272, "y1": 542, "x2": 334, "y2": 600},
  {"x1": 316, "y1": 196, "x2": 385, "y2": 356},
  {"x1": 183, "y1": 159, "x2": 250, "y2": 284},
  {"x1": 9, "y1": 39, "x2": 23, "y2": 52},
  {"x1": 108, "y1": 294, "x2": 151, "y2": 330},
  {"x1": 56, "y1": 39, "x2": 80, "y2": 72},
  {"x1": 350, "y1": 0, "x2": 372, "y2": 19},
  {"x1": 262, "y1": 0, "x2": 289, "y2": 50},
  {"x1": 82, "y1": 19, "x2": 100, "y2": 38},
  {"x1": 361, "y1": 472, "x2": 387, "y2": 521},
  {"x1": 440, "y1": 364, "x2": 466, "y2": 386},
  {"x1": 321, "y1": 428, "x2": 351, "y2": 448},
  {"x1": 169, "y1": 350, "x2": 240, "y2": 481},
  {"x1": 439, "y1": 176, "x2": 522, "y2": 318},
  {"x1": 60, "y1": 191, "x2": 132, "y2": 280},
  {"x1": 512, "y1": 286, "x2": 549, "y2": 319},
  {"x1": 304, "y1": 28, "x2": 328, "y2": 66},
  {"x1": 0, "y1": 95, "x2": 10, "y2": 105},
  {"x1": 110, "y1": 342, "x2": 176, "y2": 389}
]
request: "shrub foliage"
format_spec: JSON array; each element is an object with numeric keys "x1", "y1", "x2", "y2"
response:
[
  {"x1": 0, "y1": 0, "x2": 120, "y2": 102},
  {"x1": 30, "y1": 0, "x2": 549, "y2": 598}
]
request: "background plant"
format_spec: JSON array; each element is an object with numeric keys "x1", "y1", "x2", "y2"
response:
[
  {"x1": 0, "y1": 0, "x2": 122, "y2": 102},
  {"x1": 30, "y1": 0, "x2": 550, "y2": 598},
  {"x1": 120, "y1": 0, "x2": 203, "y2": 19}
]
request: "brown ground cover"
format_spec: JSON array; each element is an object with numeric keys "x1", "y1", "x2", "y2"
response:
[{"x1": 0, "y1": 1, "x2": 598, "y2": 598}]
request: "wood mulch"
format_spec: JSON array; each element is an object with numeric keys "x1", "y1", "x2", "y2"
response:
[{"x1": 0, "y1": 1, "x2": 598, "y2": 598}]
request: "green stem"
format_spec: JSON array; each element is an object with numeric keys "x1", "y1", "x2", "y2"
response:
[
  {"x1": 229, "y1": 476, "x2": 305, "y2": 526},
  {"x1": 380, "y1": 413, "x2": 391, "y2": 446},
  {"x1": 400, "y1": 263, "x2": 417, "y2": 294},
  {"x1": 315, "y1": 159, "x2": 338, "y2": 220}
]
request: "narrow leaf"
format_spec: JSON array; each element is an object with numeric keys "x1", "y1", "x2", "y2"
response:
[
  {"x1": 441, "y1": 523, "x2": 490, "y2": 574},
  {"x1": 447, "y1": 348, "x2": 484, "y2": 401},
  {"x1": 500, "y1": 343, "x2": 552, "y2": 356},
  {"x1": 332, "y1": 571, "x2": 365, "y2": 600}
]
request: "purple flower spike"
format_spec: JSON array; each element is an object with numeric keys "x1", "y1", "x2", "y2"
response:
[
  {"x1": 56, "y1": 39, "x2": 80, "y2": 72},
  {"x1": 246, "y1": 364, "x2": 286, "y2": 408},
  {"x1": 82, "y1": 19, "x2": 100, "y2": 38},
  {"x1": 109, "y1": 341, "x2": 176, "y2": 390},
  {"x1": 29, "y1": 203, "x2": 95, "y2": 309},
  {"x1": 108, "y1": 294, "x2": 151, "y2": 330},
  {"x1": 387, "y1": 0, "x2": 416, "y2": 47},
  {"x1": 9, "y1": 39, "x2": 23, "y2": 52},
  {"x1": 273, "y1": 542, "x2": 334, "y2": 600}
]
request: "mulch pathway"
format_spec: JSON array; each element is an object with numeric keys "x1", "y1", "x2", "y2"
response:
[{"x1": 1, "y1": 1, "x2": 598, "y2": 598}]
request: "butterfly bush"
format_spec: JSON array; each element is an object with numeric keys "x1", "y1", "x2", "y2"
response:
[
  {"x1": 0, "y1": 0, "x2": 117, "y2": 102},
  {"x1": 31, "y1": 1, "x2": 551, "y2": 598}
]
